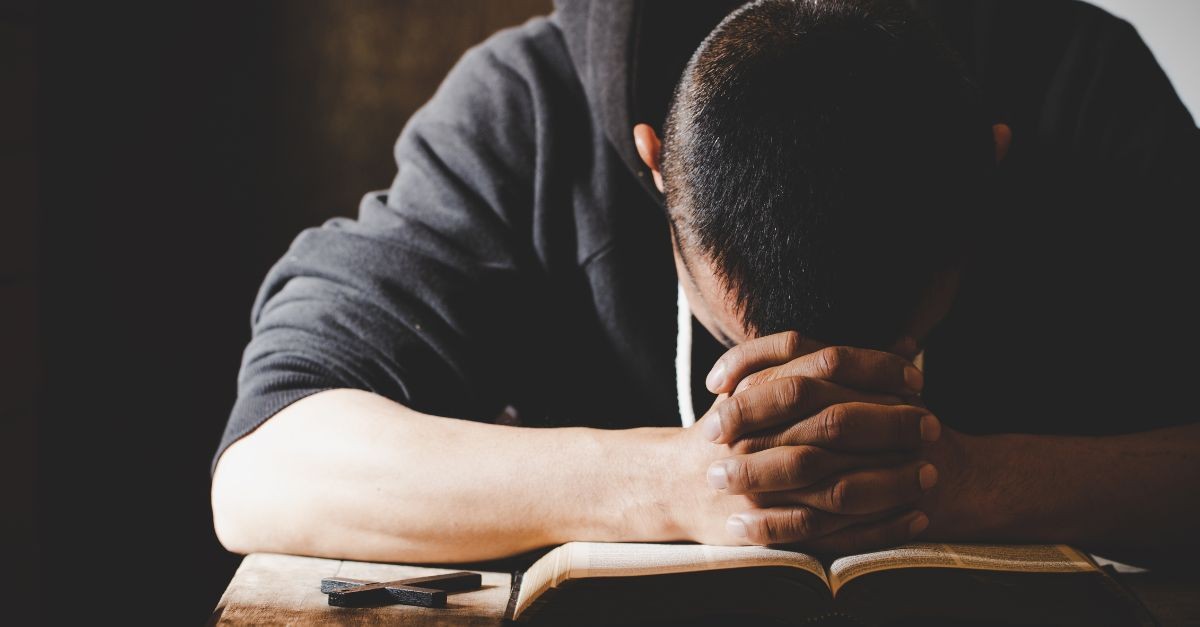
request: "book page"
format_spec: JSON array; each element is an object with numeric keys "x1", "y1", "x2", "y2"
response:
[
  {"x1": 569, "y1": 542, "x2": 826, "y2": 581},
  {"x1": 512, "y1": 542, "x2": 827, "y2": 620},
  {"x1": 512, "y1": 543, "x2": 576, "y2": 620},
  {"x1": 829, "y1": 543, "x2": 1094, "y2": 593}
]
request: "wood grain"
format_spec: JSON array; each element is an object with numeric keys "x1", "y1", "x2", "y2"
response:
[{"x1": 209, "y1": 553, "x2": 510, "y2": 626}]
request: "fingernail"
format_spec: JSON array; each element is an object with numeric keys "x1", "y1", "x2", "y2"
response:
[
  {"x1": 706, "y1": 361, "x2": 727, "y2": 393},
  {"x1": 726, "y1": 515, "x2": 748, "y2": 538},
  {"x1": 909, "y1": 512, "x2": 929, "y2": 536},
  {"x1": 707, "y1": 463, "x2": 729, "y2": 490},
  {"x1": 919, "y1": 463, "x2": 939, "y2": 490},
  {"x1": 702, "y1": 414, "x2": 724, "y2": 442},
  {"x1": 920, "y1": 415, "x2": 941, "y2": 442},
  {"x1": 904, "y1": 365, "x2": 924, "y2": 393}
]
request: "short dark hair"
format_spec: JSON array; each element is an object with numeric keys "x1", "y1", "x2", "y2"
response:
[{"x1": 662, "y1": 0, "x2": 993, "y2": 349}]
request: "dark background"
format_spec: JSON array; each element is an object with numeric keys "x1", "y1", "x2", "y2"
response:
[{"x1": 3, "y1": 1, "x2": 550, "y2": 623}]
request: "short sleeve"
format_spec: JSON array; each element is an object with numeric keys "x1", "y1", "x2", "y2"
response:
[{"x1": 212, "y1": 24, "x2": 548, "y2": 473}]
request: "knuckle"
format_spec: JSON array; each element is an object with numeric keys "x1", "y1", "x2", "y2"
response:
[
  {"x1": 827, "y1": 479, "x2": 853, "y2": 513},
  {"x1": 718, "y1": 396, "x2": 744, "y2": 433},
  {"x1": 778, "y1": 453, "x2": 802, "y2": 489},
  {"x1": 780, "y1": 331, "x2": 803, "y2": 358},
  {"x1": 785, "y1": 507, "x2": 818, "y2": 540},
  {"x1": 815, "y1": 346, "x2": 846, "y2": 379},
  {"x1": 779, "y1": 376, "x2": 808, "y2": 409},
  {"x1": 788, "y1": 446, "x2": 818, "y2": 486},
  {"x1": 755, "y1": 515, "x2": 777, "y2": 544},
  {"x1": 819, "y1": 405, "x2": 848, "y2": 443},
  {"x1": 722, "y1": 348, "x2": 745, "y2": 374},
  {"x1": 732, "y1": 460, "x2": 757, "y2": 492}
]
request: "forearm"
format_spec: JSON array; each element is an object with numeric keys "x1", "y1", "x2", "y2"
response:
[
  {"x1": 211, "y1": 389, "x2": 682, "y2": 563},
  {"x1": 939, "y1": 423, "x2": 1200, "y2": 564}
]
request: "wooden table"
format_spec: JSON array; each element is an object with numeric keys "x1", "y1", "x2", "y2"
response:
[
  {"x1": 208, "y1": 553, "x2": 513, "y2": 625},
  {"x1": 209, "y1": 552, "x2": 1200, "y2": 625}
]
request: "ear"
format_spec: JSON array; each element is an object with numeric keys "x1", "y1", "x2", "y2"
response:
[
  {"x1": 633, "y1": 123, "x2": 665, "y2": 192},
  {"x1": 992, "y1": 123, "x2": 1012, "y2": 164}
]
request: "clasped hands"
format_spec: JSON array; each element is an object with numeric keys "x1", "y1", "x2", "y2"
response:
[{"x1": 672, "y1": 331, "x2": 970, "y2": 554}]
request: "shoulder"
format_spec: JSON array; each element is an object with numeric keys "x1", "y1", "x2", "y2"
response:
[
  {"x1": 971, "y1": 0, "x2": 1138, "y2": 60},
  {"x1": 929, "y1": 0, "x2": 1134, "y2": 35},
  {"x1": 1015, "y1": 0, "x2": 1139, "y2": 54},
  {"x1": 399, "y1": 15, "x2": 587, "y2": 160},
  {"x1": 917, "y1": 0, "x2": 1139, "y2": 63},
  {"x1": 421, "y1": 15, "x2": 581, "y2": 119},
  {"x1": 469, "y1": 15, "x2": 575, "y2": 76},
  {"x1": 918, "y1": 0, "x2": 1159, "y2": 134}
]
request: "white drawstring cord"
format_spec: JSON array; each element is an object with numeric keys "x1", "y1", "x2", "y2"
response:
[{"x1": 676, "y1": 282, "x2": 696, "y2": 428}]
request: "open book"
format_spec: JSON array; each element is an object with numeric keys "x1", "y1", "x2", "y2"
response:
[{"x1": 504, "y1": 541, "x2": 1153, "y2": 625}]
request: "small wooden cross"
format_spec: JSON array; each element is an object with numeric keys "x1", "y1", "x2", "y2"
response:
[{"x1": 321, "y1": 572, "x2": 482, "y2": 608}]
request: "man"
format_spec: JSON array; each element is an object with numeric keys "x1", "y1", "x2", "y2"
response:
[{"x1": 211, "y1": 0, "x2": 1200, "y2": 567}]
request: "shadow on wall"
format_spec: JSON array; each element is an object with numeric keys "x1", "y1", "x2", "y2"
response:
[{"x1": 31, "y1": 1, "x2": 550, "y2": 624}]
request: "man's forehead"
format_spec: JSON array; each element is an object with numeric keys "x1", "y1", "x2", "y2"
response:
[{"x1": 674, "y1": 240, "x2": 746, "y2": 349}]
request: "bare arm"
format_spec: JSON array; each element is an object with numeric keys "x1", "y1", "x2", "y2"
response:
[
  {"x1": 930, "y1": 423, "x2": 1200, "y2": 566},
  {"x1": 211, "y1": 389, "x2": 684, "y2": 563},
  {"x1": 211, "y1": 380, "x2": 943, "y2": 563}
]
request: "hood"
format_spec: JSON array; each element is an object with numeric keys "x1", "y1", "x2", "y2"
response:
[{"x1": 552, "y1": 0, "x2": 749, "y2": 204}]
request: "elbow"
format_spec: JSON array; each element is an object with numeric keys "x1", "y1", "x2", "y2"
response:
[
  {"x1": 210, "y1": 451, "x2": 256, "y2": 555},
  {"x1": 211, "y1": 436, "x2": 290, "y2": 556},
  {"x1": 212, "y1": 512, "x2": 253, "y2": 557},
  {"x1": 209, "y1": 428, "x2": 329, "y2": 558}
]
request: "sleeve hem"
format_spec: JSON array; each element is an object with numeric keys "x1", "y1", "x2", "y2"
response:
[{"x1": 210, "y1": 384, "x2": 341, "y2": 478}]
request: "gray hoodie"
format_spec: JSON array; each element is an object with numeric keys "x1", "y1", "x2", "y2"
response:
[{"x1": 214, "y1": 0, "x2": 1199, "y2": 472}]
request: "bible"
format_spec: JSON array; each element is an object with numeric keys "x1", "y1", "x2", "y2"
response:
[{"x1": 504, "y1": 541, "x2": 1153, "y2": 625}]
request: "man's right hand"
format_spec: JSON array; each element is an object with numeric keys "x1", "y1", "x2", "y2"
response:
[{"x1": 664, "y1": 332, "x2": 941, "y2": 554}]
